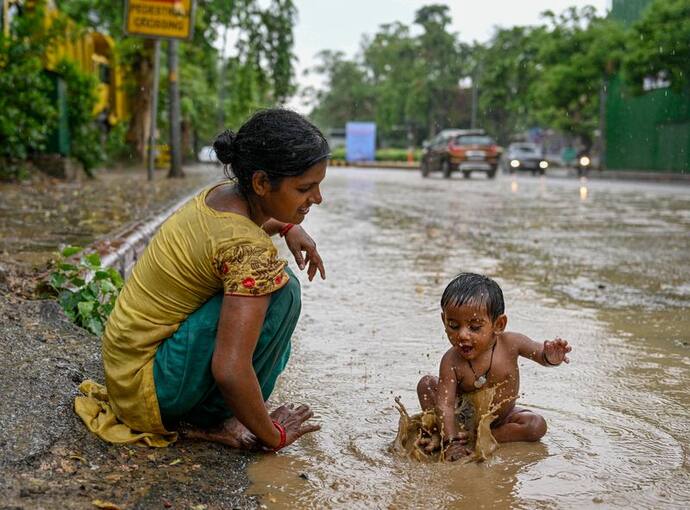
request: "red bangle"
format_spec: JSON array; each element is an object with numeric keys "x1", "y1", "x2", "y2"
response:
[
  {"x1": 271, "y1": 420, "x2": 287, "y2": 451},
  {"x1": 279, "y1": 223, "x2": 295, "y2": 237}
]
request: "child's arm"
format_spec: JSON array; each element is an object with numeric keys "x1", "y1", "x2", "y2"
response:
[
  {"x1": 513, "y1": 334, "x2": 572, "y2": 366},
  {"x1": 436, "y1": 351, "x2": 465, "y2": 441},
  {"x1": 434, "y1": 351, "x2": 472, "y2": 461}
]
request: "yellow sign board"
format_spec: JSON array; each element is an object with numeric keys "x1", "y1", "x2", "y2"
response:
[{"x1": 125, "y1": 0, "x2": 195, "y2": 40}]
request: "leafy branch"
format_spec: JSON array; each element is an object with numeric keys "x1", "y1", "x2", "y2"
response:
[{"x1": 49, "y1": 246, "x2": 123, "y2": 337}]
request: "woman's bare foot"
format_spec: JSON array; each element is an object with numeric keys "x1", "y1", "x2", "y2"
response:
[{"x1": 183, "y1": 417, "x2": 258, "y2": 450}]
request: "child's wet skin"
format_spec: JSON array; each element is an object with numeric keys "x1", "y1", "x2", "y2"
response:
[{"x1": 411, "y1": 273, "x2": 571, "y2": 458}]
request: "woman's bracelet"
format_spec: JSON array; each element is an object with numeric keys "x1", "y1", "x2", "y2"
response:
[
  {"x1": 542, "y1": 351, "x2": 560, "y2": 366},
  {"x1": 279, "y1": 223, "x2": 295, "y2": 237},
  {"x1": 271, "y1": 420, "x2": 287, "y2": 451}
]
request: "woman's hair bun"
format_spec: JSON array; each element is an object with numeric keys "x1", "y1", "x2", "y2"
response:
[{"x1": 213, "y1": 130, "x2": 237, "y2": 165}]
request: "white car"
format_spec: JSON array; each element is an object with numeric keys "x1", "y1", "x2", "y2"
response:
[
  {"x1": 504, "y1": 143, "x2": 548, "y2": 175},
  {"x1": 198, "y1": 146, "x2": 219, "y2": 164}
]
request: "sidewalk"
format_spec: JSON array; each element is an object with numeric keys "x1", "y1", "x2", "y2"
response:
[
  {"x1": 0, "y1": 163, "x2": 223, "y2": 289},
  {"x1": 0, "y1": 163, "x2": 258, "y2": 509}
]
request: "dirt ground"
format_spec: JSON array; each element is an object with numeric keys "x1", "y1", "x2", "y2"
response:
[
  {"x1": 0, "y1": 166, "x2": 259, "y2": 510},
  {"x1": 0, "y1": 290, "x2": 260, "y2": 510}
]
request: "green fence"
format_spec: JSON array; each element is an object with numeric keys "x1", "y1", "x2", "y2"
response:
[
  {"x1": 611, "y1": 0, "x2": 652, "y2": 26},
  {"x1": 606, "y1": 76, "x2": 690, "y2": 173},
  {"x1": 45, "y1": 71, "x2": 70, "y2": 156},
  {"x1": 605, "y1": 0, "x2": 690, "y2": 173}
]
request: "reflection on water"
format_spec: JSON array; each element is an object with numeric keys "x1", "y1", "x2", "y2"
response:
[
  {"x1": 249, "y1": 169, "x2": 689, "y2": 508},
  {"x1": 579, "y1": 176, "x2": 590, "y2": 201}
]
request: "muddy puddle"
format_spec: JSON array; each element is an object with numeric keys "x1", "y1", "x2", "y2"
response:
[{"x1": 248, "y1": 169, "x2": 690, "y2": 508}]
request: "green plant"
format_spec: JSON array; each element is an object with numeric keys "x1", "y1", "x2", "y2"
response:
[
  {"x1": 330, "y1": 147, "x2": 346, "y2": 160},
  {"x1": 0, "y1": 7, "x2": 58, "y2": 169},
  {"x1": 375, "y1": 148, "x2": 421, "y2": 162},
  {"x1": 57, "y1": 60, "x2": 105, "y2": 174},
  {"x1": 105, "y1": 121, "x2": 132, "y2": 163},
  {"x1": 49, "y1": 245, "x2": 123, "y2": 336}
]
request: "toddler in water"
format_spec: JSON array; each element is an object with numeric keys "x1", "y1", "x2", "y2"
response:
[{"x1": 416, "y1": 273, "x2": 571, "y2": 461}]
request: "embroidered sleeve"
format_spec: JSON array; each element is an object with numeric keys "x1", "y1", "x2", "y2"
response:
[{"x1": 213, "y1": 241, "x2": 288, "y2": 296}]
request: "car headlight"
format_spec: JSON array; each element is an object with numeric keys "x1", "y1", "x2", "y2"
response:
[
  {"x1": 510, "y1": 159, "x2": 520, "y2": 168},
  {"x1": 539, "y1": 161, "x2": 548, "y2": 169},
  {"x1": 579, "y1": 156, "x2": 591, "y2": 166}
]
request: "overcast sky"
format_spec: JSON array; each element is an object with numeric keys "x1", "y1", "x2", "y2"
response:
[{"x1": 288, "y1": 0, "x2": 611, "y2": 110}]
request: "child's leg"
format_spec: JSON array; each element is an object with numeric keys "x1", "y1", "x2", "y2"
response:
[
  {"x1": 491, "y1": 407, "x2": 547, "y2": 443},
  {"x1": 417, "y1": 375, "x2": 438, "y2": 411},
  {"x1": 416, "y1": 375, "x2": 442, "y2": 453}
]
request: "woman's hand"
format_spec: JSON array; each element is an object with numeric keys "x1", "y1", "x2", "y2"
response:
[
  {"x1": 284, "y1": 225, "x2": 325, "y2": 281},
  {"x1": 269, "y1": 403, "x2": 321, "y2": 448}
]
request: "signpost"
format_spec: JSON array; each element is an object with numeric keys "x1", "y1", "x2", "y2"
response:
[
  {"x1": 124, "y1": 0, "x2": 195, "y2": 180},
  {"x1": 125, "y1": 0, "x2": 195, "y2": 40}
]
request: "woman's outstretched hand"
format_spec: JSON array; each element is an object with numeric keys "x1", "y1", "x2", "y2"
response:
[
  {"x1": 284, "y1": 226, "x2": 325, "y2": 281},
  {"x1": 269, "y1": 403, "x2": 321, "y2": 448}
]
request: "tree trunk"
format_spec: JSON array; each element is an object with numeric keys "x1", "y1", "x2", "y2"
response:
[
  {"x1": 181, "y1": 119, "x2": 192, "y2": 162},
  {"x1": 125, "y1": 40, "x2": 155, "y2": 163},
  {"x1": 167, "y1": 39, "x2": 184, "y2": 178}
]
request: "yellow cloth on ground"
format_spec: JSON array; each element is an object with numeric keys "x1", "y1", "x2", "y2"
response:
[
  {"x1": 75, "y1": 380, "x2": 177, "y2": 446},
  {"x1": 75, "y1": 182, "x2": 289, "y2": 446}
]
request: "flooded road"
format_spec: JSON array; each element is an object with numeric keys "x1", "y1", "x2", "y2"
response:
[{"x1": 249, "y1": 169, "x2": 690, "y2": 509}]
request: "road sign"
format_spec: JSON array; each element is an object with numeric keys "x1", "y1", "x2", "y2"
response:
[
  {"x1": 124, "y1": 0, "x2": 195, "y2": 40},
  {"x1": 346, "y1": 122, "x2": 377, "y2": 162}
]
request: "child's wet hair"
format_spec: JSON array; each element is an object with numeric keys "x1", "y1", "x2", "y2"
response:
[
  {"x1": 213, "y1": 108, "x2": 330, "y2": 196},
  {"x1": 441, "y1": 273, "x2": 505, "y2": 321}
]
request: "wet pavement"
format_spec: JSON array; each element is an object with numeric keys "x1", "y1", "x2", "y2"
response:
[
  {"x1": 0, "y1": 164, "x2": 259, "y2": 510},
  {"x1": 248, "y1": 168, "x2": 690, "y2": 509},
  {"x1": 0, "y1": 164, "x2": 224, "y2": 275}
]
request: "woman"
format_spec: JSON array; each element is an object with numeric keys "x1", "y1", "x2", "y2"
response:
[{"x1": 76, "y1": 108, "x2": 328, "y2": 451}]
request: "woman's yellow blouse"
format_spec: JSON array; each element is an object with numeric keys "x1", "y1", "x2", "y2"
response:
[{"x1": 88, "y1": 183, "x2": 289, "y2": 442}]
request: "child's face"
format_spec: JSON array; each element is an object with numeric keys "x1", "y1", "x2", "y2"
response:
[{"x1": 441, "y1": 303, "x2": 507, "y2": 360}]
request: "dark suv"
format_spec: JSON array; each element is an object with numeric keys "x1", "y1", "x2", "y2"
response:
[{"x1": 421, "y1": 129, "x2": 501, "y2": 179}]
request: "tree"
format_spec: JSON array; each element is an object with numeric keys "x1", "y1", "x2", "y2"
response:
[
  {"x1": 413, "y1": 4, "x2": 465, "y2": 138},
  {"x1": 55, "y1": 0, "x2": 298, "y2": 163},
  {"x1": 623, "y1": 0, "x2": 690, "y2": 95},
  {"x1": 530, "y1": 7, "x2": 625, "y2": 149},
  {"x1": 308, "y1": 50, "x2": 375, "y2": 130},
  {"x1": 0, "y1": 7, "x2": 57, "y2": 175},
  {"x1": 362, "y1": 22, "x2": 423, "y2": 144},
  {"x1": 308, "y1": 4, "x2": 468, "y2": 145},
  {"x1": 475, "y1": 26, "x2": 546, "y2": 144}
]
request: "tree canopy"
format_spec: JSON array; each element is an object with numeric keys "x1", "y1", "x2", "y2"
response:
[{"x1": 307, "y1": 0, "x2": 685, "y2": 148}]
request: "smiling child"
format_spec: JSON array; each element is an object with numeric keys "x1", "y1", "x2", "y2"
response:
[{"x1": 416, "y1": 272, "x2": 572, "y2": 461}]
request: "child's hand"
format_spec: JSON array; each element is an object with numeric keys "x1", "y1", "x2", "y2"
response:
[
  {"x1": 416, "y1": 432, "x2": 441, "y2": 453},
  {"x1": 543, "y1": 337, "x2": 572, "y2": 366},
  {"x1": 444, "y1": 441, "x2": 472, "y2": 462}
]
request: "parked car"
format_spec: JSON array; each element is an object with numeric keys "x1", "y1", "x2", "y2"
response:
[
  {"x1": 503, "y1": 143, "x2": 548, "y2": 175},
  {"x1": 421, "y1": 129, "x2": 501, "y2": 179}
]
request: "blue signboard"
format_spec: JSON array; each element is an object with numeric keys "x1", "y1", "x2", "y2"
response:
[{"x1": 346, "y1": 122, "x2": 376, "y2": 162}]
